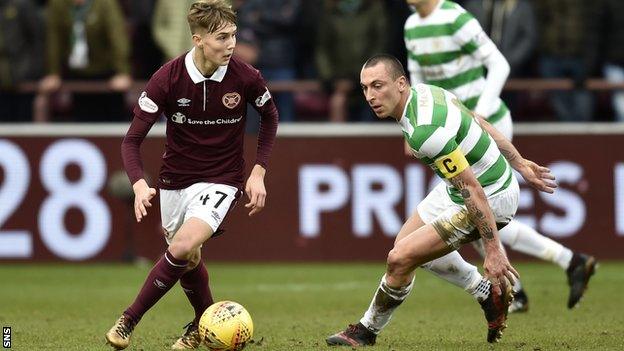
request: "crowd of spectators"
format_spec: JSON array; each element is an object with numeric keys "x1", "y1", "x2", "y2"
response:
[{"x1": 0, "y1": 0, "x2": 623, "y2": 123}]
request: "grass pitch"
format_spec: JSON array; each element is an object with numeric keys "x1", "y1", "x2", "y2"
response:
[{"x1": 1, "y1": 262, "x2": 622, "y2": 350}]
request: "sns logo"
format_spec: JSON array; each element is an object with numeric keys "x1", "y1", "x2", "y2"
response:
[
  {"x1": 3, "y1": 327, "x2": 10, "y2": 348},
  {"x1": 171, "y1": 112, "x2": 186, "y2": 124}
]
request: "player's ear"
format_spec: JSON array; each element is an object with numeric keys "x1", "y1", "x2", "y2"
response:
[
  {"x1": 192, "y1": 33, "x2": 203, "y2": 48},
  {"x1": 397, "y1": 76, "x2": 408, "y2": 92}
]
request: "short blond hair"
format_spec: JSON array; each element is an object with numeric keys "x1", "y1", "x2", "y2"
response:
[{"x1": 187, "y1": 0, "x2": 236, "y2": 35}]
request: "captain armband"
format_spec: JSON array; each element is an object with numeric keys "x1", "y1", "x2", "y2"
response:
[{"x1": 434, "y1": 148, "x2": 469, "y2": 179}]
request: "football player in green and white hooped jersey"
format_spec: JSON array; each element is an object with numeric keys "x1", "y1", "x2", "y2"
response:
[
  {"x1": 327, "y1": 54, "x2": 557, "y2": 347},
  {"x1": 405, "y1": 0, "x2": 510, "y2": 137},
  {"x1": 403, "y1": 0, "x2": 596, "y2": 313}
]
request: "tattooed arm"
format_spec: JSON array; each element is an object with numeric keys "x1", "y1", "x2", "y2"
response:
[
  {"x1": 474, "y1": 114, "x2": 558, "y2": 194},
  {"x1": 449, "y1": 168, "x2": 498, "y2": 243},
  {"x1": 475, "y1": 115, "x2": 522, "y2": 167},
  {"x1": 448, "y1": 167, "x2": 519, "y2": 291}
]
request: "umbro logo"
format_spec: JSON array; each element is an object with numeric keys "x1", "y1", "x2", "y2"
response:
[
  {"x1": 211, "y1": 211, "x2": 221, "y2": 222},
  {"x1": 177, "y1": 98, "x2": 191, "y2": 107},
  {"x1": 154, "y1": 279, "x2": 167, "y2": 289}
]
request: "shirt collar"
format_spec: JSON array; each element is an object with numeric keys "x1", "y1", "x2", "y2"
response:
[{"x1": 184, "y1": 47, "x2": 228, "y2": 84}]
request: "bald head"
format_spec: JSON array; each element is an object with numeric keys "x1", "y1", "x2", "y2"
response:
[
  {"x1": 362, "y1": 54, "x2": 406, "y2": 81},
  {"x1": 360, "y1": 54, "x2": 410, "y2": 120}
]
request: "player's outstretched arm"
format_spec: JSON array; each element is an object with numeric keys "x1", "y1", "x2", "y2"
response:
[
  {"x1": 475, "y1": 114, "x2": 557, "y2": 194},
  {"x1": 448, "y1": 167, "x2": 519, "y2": 294},
  {"x1": 122, "y1": 116, "x2": 157, "y2": 222},
  {"x1": 245, "y1": 164, "x2": 267, "y2": 217}
]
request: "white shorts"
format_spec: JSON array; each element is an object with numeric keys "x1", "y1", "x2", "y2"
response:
[
  {"x1": 491, "y1": 110, "x2": 513, "y2": 141},
  {"x1": 160, "y1": 182, "x2": 240, "y2": 244},
  {"x1": 417, "y1": 177, "x2": 519, "y2": 249}
]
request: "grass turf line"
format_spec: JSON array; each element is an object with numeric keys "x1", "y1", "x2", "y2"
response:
[{"x1": 0, "y1": 262, "x2": 622, "y2": 350}]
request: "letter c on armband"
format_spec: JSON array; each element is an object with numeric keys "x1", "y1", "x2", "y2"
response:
[{"x1": 434, "y1": 148, "x2": 469, "y2": 179}]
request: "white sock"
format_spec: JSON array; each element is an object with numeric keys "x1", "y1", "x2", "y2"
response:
[
  {"x1": 421, "y1": 251, "x2": 483, "y2": 291},
  {"x1": 360, "y1": 274, "x2": 413, "y2": 334},
  {"x1": 500, "y1": 220, "x2": 574, "y2": 270}
]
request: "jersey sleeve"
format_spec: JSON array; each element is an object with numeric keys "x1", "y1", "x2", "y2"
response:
[
  {"x1": 451, "y1": 10, "x2": 497, "y2": 61},
  {"x1": 121, "y1": 117, "x2": 153, "y2": 185},
  {"x1": 246, "y1": 69, "x2": 279, "y2": 169},
  {"x1": 123, "y1": 67, "x2": 169, "y2": 185},
  {"x1": 132, "y1": 67, "x2": 169, "y2": 124}
]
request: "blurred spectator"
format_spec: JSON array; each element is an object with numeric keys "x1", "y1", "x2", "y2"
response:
[
  {"x1": 126, "y1": 0, "x2": 162, "y2": 79},
  {"x1": 238, "y1": 0, "x2": 301, "y2": 122},
  {"x1": 383, "y1": 0, "x2": 412, "y2": 72},
  {"x1": 295, "y1": 0, "x2": 322, "y2": 79},
  {"x1": 152, "y1": 0, "x2": 194, "y2": 61},
  {"x1": 464, "y1": 0, "x2": 537, "y2": 77},
  {"x1": 533, "y1": 0, "x2": 600, "y2": 121},
  {"x1": 229, "y1": 0, "x2": 258, "y2": 66},
  {"x1": 232, "y1": 29, "x2": 259, "y2": 65},
  {"x1": 227, "y1": 0, "x2": 262, "y2": 132},
  {"x1": 36, "y1": 0, "x2": 132, "y2": 122},
  {"x1": 0, "y1": 0, "x2": 44, "y2": 121},
  {"x1": 152, "y1": 0, "x2": 258, "y2": 66},
  {"x1": 316, "y1": 0, "x2": 387, "y2": 122},
  {"x1": 598, "y1": 0, "x2": 624, "y2": 122},
  {"x1": 289, "y1": 1, "x2": 327, "y2": 121},
  {"x1": 464, "y1": 0, "x2": 537, "y2": 116}
]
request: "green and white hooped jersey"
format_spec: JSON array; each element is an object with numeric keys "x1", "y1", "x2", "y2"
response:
[
  {"x1": 404, "y1": 0, "x2": 508, "y2": 123},
  {"x1": 400, "y1": 84, "x2": 513, "y2": 204}
]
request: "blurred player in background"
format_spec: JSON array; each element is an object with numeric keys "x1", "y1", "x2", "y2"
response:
[
  {"x1": 402, "y1": 0, "x2": 596, "y2": 312},
  {"x1": 105, "y1": 1, "x2": 279, "y2": 349},
  {"x1": 327, "y1": 54, "x2": 555, "y2": 346}
]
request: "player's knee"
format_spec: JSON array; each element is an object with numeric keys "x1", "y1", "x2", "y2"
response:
[
  {"x1": 168, "y1": 240, "x2": 195, "y2": 260},
  {"x1": 387, "y1": 247, "x2": 411, "y2": 276}
]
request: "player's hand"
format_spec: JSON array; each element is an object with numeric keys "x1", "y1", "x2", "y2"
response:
[
  {"x1": 483, "y1": 248, "x2": 519, "y2": 296},
  {"x1": 518, "y1": 159, "x2": 557, "y2": 194},
  {"x1": 245, "y1": 165, "x2": 266, "y2": 216},
  {"x1": 132, "y1": 178, "x2": 156, "y2": 222}
]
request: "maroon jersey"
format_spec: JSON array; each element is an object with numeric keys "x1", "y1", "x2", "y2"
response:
[{"x1": 122, "y1": 49, "x2": 279, "y2": 190}]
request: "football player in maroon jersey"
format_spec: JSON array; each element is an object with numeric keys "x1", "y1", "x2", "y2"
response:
[{"x1": 106, "y1": 1, "x2": 278, "y2": 349}]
